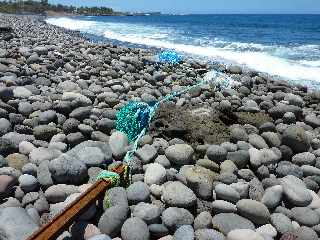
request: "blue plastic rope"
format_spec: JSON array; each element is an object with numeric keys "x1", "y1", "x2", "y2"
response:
[{"x1": 157, "y1": 50, "x2": 182, "y2": 64}]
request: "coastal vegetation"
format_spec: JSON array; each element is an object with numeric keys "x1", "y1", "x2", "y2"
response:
[{"x1": 0, "y1": 0, "x2": 116, "y2": 15}]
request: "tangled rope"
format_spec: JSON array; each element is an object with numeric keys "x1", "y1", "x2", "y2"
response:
[
  {"x1": 96, "y1": 171, "x2": 120, "y2": 187},
  {"x1": 117, "y1": 69, "x2": 240, "y2": 163},
  {"x1": 96, "y1": 69, "x2": 239, "y2": 207}
]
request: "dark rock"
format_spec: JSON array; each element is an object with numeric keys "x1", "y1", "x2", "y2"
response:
[
  {"x1": 282, "y1": 125, "x2": 310, "y2": 153},
  {"x1": 33, "y1": 125, "x2": 59, "y2": 141},
  {"x1": 0, "y1": 207, "x2": 39, "y2": 240},
  {"x1": 49, "y1": 154, "x2": 88, "y2": 185},
  {"x1": 162, "y1": 207, "x2": 194, "y2": 231},
  {"x1": 127, "y1": 181, "x2": 150, "y2": 204},
  {"x1": 211, "y1": 213, "x2": 255, "y2": 235},
  {"x1": 98, "y1": 205, "x2": 128, "y2": 238},
  {"x1": 121, "y1": 217, "x2": 150, "y2": 240}
]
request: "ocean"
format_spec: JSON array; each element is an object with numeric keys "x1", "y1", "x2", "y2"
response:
[{"x1": 46, "y1": 14, "x2": 320, "y2": 88}]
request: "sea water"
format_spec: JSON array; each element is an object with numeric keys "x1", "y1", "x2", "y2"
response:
[{"x1": 46, "y1": 14, "x2": 320, "y2": 88}]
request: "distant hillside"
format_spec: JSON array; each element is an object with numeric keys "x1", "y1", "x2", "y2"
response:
[{"x1": 0, "y1": 0, "x2": 118, "y2": 16}]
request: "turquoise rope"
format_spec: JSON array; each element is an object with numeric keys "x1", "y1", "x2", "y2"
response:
[
  {"x1": 123, "y1": 70, "x2": 238, "y2": 163},
  {"x1": 96, "y1": 170, "x2": 121, "y2": 187}
]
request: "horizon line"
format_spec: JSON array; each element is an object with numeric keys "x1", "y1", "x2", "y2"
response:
[{"x1": 158, "y1": 12, "x2": 320, "y2": 15}]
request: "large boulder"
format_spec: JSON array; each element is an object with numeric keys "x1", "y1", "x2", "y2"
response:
[
  {"x1": 77, "y1": 147, "x2": 107, "y2": 167},
  {"x1": 282, "y1": 126, "x2": 310, "y2": 153},
  {"x1": 104, "y1": 187, "x2": 128, "y2": 209},
  {"x1": 162, "y1": 207, "x2": 194, "y2": 231},
  {"x1": 0, "y1": 207, "x2": 39, "y2": 240},
  {"x1": 212, "y1": 213, "x2": 255, "y2": 235},
  {"x1": 132, "y1": 202, "x2": 161, "y2": 224},
  {"x1": 33, "y1": 125, "x2": 59, "y2": 142},
  {"x1": 281, "y1": 175, "x2": 312, "y2": 207},
  {"x1": 29, "y1": 147, "x2": 62, "y2": 165},
  {"x1": 66, "y1": 141, "x2": 113, "y2": 164},
  {"x1": 121, "y1": 217, "x2": 150, "y2": 240},
  {"x1": 98, "y1": 205, "x2": 128, "y2": 238},
  {"x1": 162, "y1": 181, "x2": 197, "y2": 208},
  {"x1": 206, "y1": 145, "x2": 227, "y2": 162},
  {"x1": 236, "y1": 199, "x2": 270, "y2": 225},
  {"x1": 0, "y1": 118, "x2": 11, "y2": 136},
  {"x1": 49, "y1": 154, "x2": 88, "y2": 185},
  {"x1": 0, "y1": 175, "x2": 17, "y2": 200},
  {"x1": 109, "y1": 131, "x2": 128, "y2": 159},
  {"x1": 144, "y1": 163, "x2": 166, "y2": 185},
  {"x1": 2, "y1": 132, "x2": 35, "y2": 149},
  {"x1": 126, "y1": 181, "x2": 150, "y2": 204},
  {"x1": 182, "y1": 165, "x2": 217, "y2": 200},
  {"x1": 165, "y1": 144, "x2": 194, "y2": 166}
]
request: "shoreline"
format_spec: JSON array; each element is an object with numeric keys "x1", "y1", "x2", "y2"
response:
[
  {"x1": 1, "y1": 13, "x2": 320, "y2": 240},
  {"x1": 44, "y1": 14, "x2": 320, "y2": 90}
]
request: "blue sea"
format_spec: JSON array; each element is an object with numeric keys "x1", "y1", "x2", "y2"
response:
[{"x1": 46, "y1": 14, "x2": 320, "y2": 87}]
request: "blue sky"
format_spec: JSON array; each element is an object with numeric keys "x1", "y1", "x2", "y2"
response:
[{"x1": 49, "y1": 0, "x2": 320, "y2": 14}]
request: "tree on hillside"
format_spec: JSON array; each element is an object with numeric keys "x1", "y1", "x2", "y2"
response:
[{"x1": 0, "y1": 0, "x2": 115, "y2": 15}]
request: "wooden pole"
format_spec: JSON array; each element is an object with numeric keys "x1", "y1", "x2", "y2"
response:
[{"x1": 27, "y1": 165, "x2": 126, "y2": 240}]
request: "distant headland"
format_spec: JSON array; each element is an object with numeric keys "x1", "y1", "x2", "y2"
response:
[{"x1": 0, "y1": 0, "x2": 161, "y2": 16}]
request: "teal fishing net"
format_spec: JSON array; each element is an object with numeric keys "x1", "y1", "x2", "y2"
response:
[{"x1": 116, "y1": 101, "x2": 153, "y2": 142}]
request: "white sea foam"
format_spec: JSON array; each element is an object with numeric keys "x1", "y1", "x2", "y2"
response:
[
  {"x1": 45, "y1": 17, "x2": 96, "y2": 30},
  {"x1": 300, "y1": 60, "x2": 320, "y2": 67},
  {"x1": 46, "y1": 17, "x2": 320, "y2": 84},
  {"x1": 102, "y1": 30, "x2": 320, "y2": 82}
]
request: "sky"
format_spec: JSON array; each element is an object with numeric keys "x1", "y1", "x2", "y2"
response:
[{"x1": 49, "y1": 0, "x2": 320, "y2": 14}]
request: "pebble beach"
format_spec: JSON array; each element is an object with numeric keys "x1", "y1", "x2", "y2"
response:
[{"x1": 1, "y1": 14, "x2": 320, "y2": 240}]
